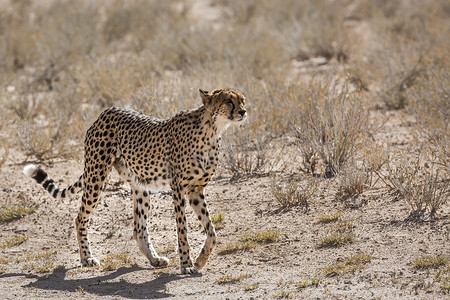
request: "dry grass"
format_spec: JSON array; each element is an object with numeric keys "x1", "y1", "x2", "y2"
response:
[
  {"x1": 211, "y1": 212, "x2": 225, "y2": 230},
  {"x1": 381, "y1": 155, "x2": 449, "y2": 219},
  {"x1": 243, "y1": 283, "x2": 259, "y2": 291},
  {"x1": 217, "y1": 241, "x2": 258, "y2": 256},
  {"x1": 321, "y1": 253, "x2": 373, "y2": 277},
  {"x1": 21, "y1": 251, "x2": 57, "y2": 273},
  {"x1": 271, "y1": 176, "x2": 317, "y2": 209},
  {"x1": 411, "y1": 255, "x2": 448, "y2": 269},
  {"x1": 0, "y1": 203, "x2": 36, "y2": 223},
  {"x1": 317, "y1": 232, "x2": 355, "y2": 249},
  {"x1": 217, "y1": 230, "x2": 282, "y2": 255},
  {"x1": 215, "y1": 273, "x2": 251, "y2": 285},
  {"x1": 317, "y1": 211, "x2": 342, "y2": 224},
  {"x1": 101, "y1": 252, "x2": 134, "y2": 271},
  {"x1": 295, "y1": 80, "x2": 370, "y2": 178},
  {"x1": 1, "y1": 235, "x2": 28, "y2": 249},
  {"x1": 337, "y1": 167, "x2": 368, "y2": 197},
  {"x1": 295, "y1": 277, "x2": 321, "y2": 289},
  {"x1": 240, "y1": 230, "x2": 282, "y2": 244}
]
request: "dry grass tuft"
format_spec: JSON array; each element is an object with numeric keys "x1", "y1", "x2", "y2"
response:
[
  {"x1": 1, "y1": 235, "x2": 28, "y2": 249},
  {"x1": 0, "y1": 203, "x2": 37, "y2": 223},
  {"x1": 271, "y1": 176, "x2": 317, "y2": 209},
  {"x1": 317, "y1": 232, "x2": 355, "y2": 249},
  {"x1": 317, "y1": 211, "x2": 342, "y2": 224},
  {"x1": 101, "y1": 252, "x2": 134, "y2": 271},
  {"x1": 243, "y1": 283, "x2": 259, "y2": 291},
  {"x1": 321, "y1": 253, "x2": 373, "y2": 277},
  {"x1": 381, "y1": 155, "x2": 449, "y2": 219},
  {"x1": 21, "y1": 251, "x2": 57, "y2": 273},
  {"x1": 295, "y1": 80, "x2": 370, "y2": 178},
  {"x1": 218, "y1": 230, "x2": 282, "y2": 255},
  {"x1": 295, "y1": 277, "x2": 321, "y2": 289},
  {"x1": 211, "y1": 212, "x2": 225, "y2": 230},
  {"x1": 411, "y1": 255, "x2": 448, "y2": 269},
  {"x1": 240, "y1": 230, "x2": 282, "y2": 244},
  {"x1": 215, "y1": 273, "x2": 251, "y2": 284}
]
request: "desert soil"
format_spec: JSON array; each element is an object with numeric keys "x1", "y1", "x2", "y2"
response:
[{"x1": 0, "y1": 107, "x2": 449, "y2": 300}]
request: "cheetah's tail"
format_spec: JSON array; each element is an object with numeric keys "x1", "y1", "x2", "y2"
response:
[{"x1": 23, "y1": 164, "x2": 83, "y2": 200}]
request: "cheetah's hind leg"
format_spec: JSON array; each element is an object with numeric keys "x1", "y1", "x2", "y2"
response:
[{"x1": 131, "y1": 185, "x2": 169, "y2": 268}]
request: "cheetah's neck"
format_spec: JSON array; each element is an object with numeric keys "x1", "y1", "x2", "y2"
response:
[{"x1": 197, "y1": 106, "x2": 231, "y2": 140}]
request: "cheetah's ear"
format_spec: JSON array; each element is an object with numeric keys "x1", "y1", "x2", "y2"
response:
[{"x1": 199, "y1": 89, "x2": 212, "y2": 106}]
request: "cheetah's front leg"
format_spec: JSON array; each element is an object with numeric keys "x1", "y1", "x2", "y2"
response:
[{"x1": 187, "y1": 186, "x2": 216, "y2": 271}]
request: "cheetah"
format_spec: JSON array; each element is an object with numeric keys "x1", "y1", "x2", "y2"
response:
[{"x1": 23, "y1": 88, "x2": 247, "y2": 274}]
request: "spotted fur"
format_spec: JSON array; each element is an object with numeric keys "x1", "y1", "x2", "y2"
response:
[{"x1": 24, "y1": 88, "x2": 247, "y2": 274}]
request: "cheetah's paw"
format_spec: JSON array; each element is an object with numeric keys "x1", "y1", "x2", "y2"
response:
[
  {"x1": 151, "y1": 256, "x2": 169, "y2": 268},
  {"x1": 181, "y1": 266, "x2": 199, "y2": 275},
  {"x1": 81, "y1": 257, "x2": 100, "y2": 267}
]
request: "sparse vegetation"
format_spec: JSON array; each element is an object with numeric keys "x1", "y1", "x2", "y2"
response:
[
  {"x1": 295, "y1": 81, "x2": 370, "y2": 178},
  {"x1": 321, "y1": 253, "x2": 373, "y2": 277},
  {"x1": 337, "y1": 167, "x2": 368, "y2": 197},
  {"x1": 411, "y1": 255, "x2": 448, "y2": 269},
  {"x1": 240, "y1": 230, "x2": 282, "y2": 245},
  {"x1": 317, "y1": 211, "x2": 342, "y2": 224},
  {"x1": 437, "y1": 265, "x2": 450, "y2": 291},
  {"x1": 101, "y1": 252, "x2": 133, "y2": 271},
  {"x1": 1, "y1": 235, "x2": 28, "y2": 249},
  {"x1": 211, "y1": 212, "x2": 225, "y2": 230},
  {"x1": 274, "y1": 288, "x2": 295, "y2": 299},
  {"x1": 243, "y1": 283, "x2": 259, "y2": 291},
  {"x1": 218, "y1": 230, "x2": 282, "y2": 255},
  {"x1": 21, "y1": 251, "x2": 57, "y2": 273},
  {"x1": 382, "y1": 155, "x2": 449, "y2": 219},
  {"x1": 217, "y1": 240, "x2": 258, "y2": 256},
  {"x1": 271, "y1": 176, "x2": 316, "y2": 208},
  {"x1": 215, "y1": 273, "x2": 251, "y2": 284},
  {"x1": 317, "y1": 232, "x2": 355, "y2": 249},
  {"x1": 0, "y1": 203, "x2": 36, "y2": 223}
]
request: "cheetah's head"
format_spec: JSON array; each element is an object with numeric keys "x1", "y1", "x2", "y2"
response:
[{"x1": 199, "y1": 88, "x2": 247, "y2": 131}]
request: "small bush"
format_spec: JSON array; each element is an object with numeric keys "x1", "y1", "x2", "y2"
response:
[
  {"x1": 271, "y1": 176, "x2": 317, "y2": 208},
  {"x1": 295, "y1": 80, "x2": 370, "y2": 177},
  {"x1": 383, "y1": 155, "x2": 449, "y2": 219},
  {"x1": 337, "y1": 167, "x2": 368, "y2": 197},
  {"x1": 221, "y1": 131, "x2": 283, "y2": 178}
]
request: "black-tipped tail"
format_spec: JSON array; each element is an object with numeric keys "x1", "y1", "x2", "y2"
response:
[{"x1": 23, "y1": 164, "x2": 83, "y2": 200}]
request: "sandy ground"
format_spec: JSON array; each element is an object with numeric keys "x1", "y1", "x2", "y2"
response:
[{"x1": 0, "y1": 106, "x2": 449, "y2": 300}]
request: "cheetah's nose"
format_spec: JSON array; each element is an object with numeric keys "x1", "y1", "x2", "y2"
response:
[{"x1": 238, "y1": 110, "x2": 247, "y2": 117}]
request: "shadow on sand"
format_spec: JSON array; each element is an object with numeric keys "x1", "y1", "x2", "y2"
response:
[{"x1": 3, "y1": 265, "x2": 189, "y2": 299}]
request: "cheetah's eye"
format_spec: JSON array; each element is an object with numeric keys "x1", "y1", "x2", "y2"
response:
[{"x1": 226, "y1": 99, "x2": 233, "y2": 105}]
